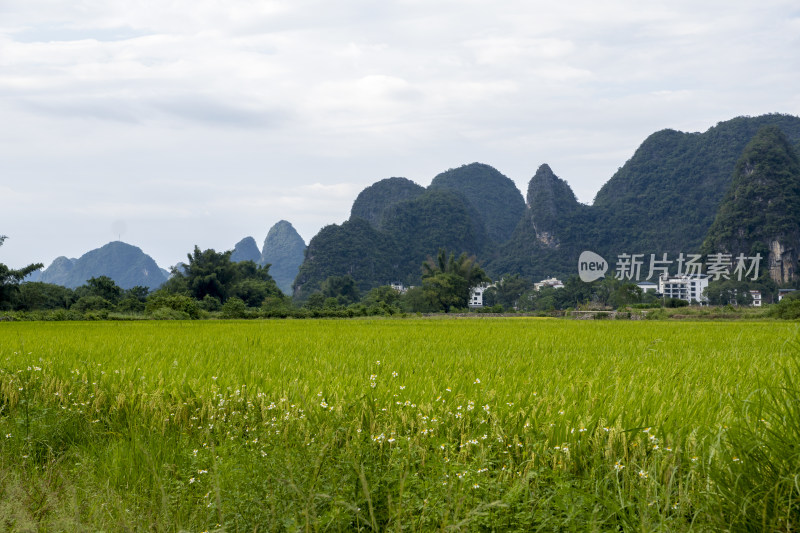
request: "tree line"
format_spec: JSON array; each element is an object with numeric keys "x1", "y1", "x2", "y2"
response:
[{"x1": 3, "y1": 237, "x2": 797, "y2": 320}]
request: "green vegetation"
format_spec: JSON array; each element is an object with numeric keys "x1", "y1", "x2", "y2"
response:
[
  {"x1": 417, "y1": 250, "x2": 490, "y2": 312},
  {"x1": 297, "y1": 163, "x2": 524, "y2": 297},
  {"x1": 0, "y1": 236, "x2": 43, "y2": 311},
  {"x1": 489, "y1": 164, "x2": 592, "y2": 280},
  {"x1": 350, "y1": 177, "x2": 425, "y2": 227},
  {"x1": 524, "y1": 163, "x2": 584, "y2": 247},
  {"x1": 767, "y1": 291, "x2": 800, "y2": 319},
  {"x1": 299, "y1": 114, "x2": 800, "y2": 288},
  {"x1": 293, "y1": 218, "x2": 400, "y2": 299},
  {"x1": 2, "y1": 266, "x2": 797, "y2": 321},
  {"x1": 592, "y1": 113, "x2": 800, "y2": 258},
  {"x1": 702, "y1": 126, "x2": 800, "y2": 283},
  {"x1": 429, "y1": 163, "x2": 526, "y2": 243},
  {"x1": 230, "y1": 236, "x2": 262, "y2": 264},
  {"x1": 484, "y1": 274, "x2": 533, "y2": 310},
  {"x1": 167, "y1": 246, "x2": 283, "y2": 306},
  {"x1": 381, "y1": 189, "x2": 489, "y2": 277},
  {"x1": 1, "y1": 319, "x2": 798, "y2": 530}
]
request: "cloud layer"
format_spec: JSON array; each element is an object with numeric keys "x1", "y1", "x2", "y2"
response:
[{"x1": 1, "y1": 0, "x2": 799, "y2": 269}]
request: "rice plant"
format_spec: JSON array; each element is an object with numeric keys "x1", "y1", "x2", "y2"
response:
[{"x1": 0, "y1": 319, "x2": 797, "y2": 531}]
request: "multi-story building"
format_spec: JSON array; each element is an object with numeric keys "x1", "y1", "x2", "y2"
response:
[
  {"x1": 657, "y1": 274, "x2": 709, "y2": 304},
  {"x1": 390, "y1": 282, "x2": 413, "y2": 294},
  {"x1": 469, "y1": 284, "x2": 492, "y2": 308},
  {"x1": 749, "y1": 290, "x2": 762, "y2": 307},
  {"x1": 534, "y1": 277, "x2": 564, "y2": 291}
]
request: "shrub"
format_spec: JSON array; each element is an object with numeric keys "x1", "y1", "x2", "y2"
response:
[
  {"x1": 767, "y1": 298, "x2": 800, "y2": 320},
  {"x1": 664, "y1": 298, "x2": 689, "y2": 308},
  {"x1": 199, "y1": 294, "x2": 222, "y2": 312},
  {"x1": 145, "y1": 294, "x2": 200, "y2": 319},
  {"x1": 71, "y1": 295, "x2": 113, "y2": 312},
  {"x1": 220, "y1": 297, "x2": 248, "y2": 319},
  {"x1": 116, "y1": 297, "x2": 145, "y2": 314},
  {"x1": 150, "y1": 307, "x2": 191, "y2": 320}
]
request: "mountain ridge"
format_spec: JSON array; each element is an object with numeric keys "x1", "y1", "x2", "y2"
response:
[
  {"x1": 297, "y1": 113, "x2": 800, "y2": 292},
  {"x1": 37, "y1": 241, "x2": 168, "y2": 290}
]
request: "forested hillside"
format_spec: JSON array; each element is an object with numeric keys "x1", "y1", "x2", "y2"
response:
[
  {"x1": 23, "y1": 114, "x2": 800, "y2": 300},
  {"x1": 702, "y1": 126, "x2": 800, "y2": 283},
  {"x1": 295, "y1": 163, "x2": 511, "y2": 298},
  {"x1": 428, "y1": 163, "x2": 525, "y2": 243},
  {"x1": 350, "y1": 177, "x2": 425, "y2": 227},
  {"x1": 591, "y1": 114, "x2": 800, "y2": 256},
  {"x1": 296, "y1": 114, "x2": 800, "y2": 294}
]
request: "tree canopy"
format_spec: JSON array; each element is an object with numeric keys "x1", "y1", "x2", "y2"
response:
[
  {"x1": 419, "y1": 250, "x2": 490, "y2": 312},
  {"x1": 165, "y1": 246, "x2": 284, "y2": 306},
  {"x1": 0, "y1": 236, "x2": 44, "y2": 309}
]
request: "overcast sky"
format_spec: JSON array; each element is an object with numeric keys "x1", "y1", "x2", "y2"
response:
[{"x1": 1, "y1": 0, "x2": 799, "y2": 270}]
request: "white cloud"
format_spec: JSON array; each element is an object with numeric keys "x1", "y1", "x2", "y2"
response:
[{"x1": 1, "y1": 0, "x2": 799, "y2": 269}]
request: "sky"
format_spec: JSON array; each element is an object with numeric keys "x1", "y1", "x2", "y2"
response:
[{"x1": 1, "y1": 0, "x2": 799, "y2": 270}]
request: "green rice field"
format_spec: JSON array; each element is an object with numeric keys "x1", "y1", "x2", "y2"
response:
[{"x1": 1, "y1": 318, "x2": 798, "y2": 531}]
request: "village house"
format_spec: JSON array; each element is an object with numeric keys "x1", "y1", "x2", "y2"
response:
[
  {"x1": 390, "y1": 282, "x2": 409, "y2": 294},
  {"x1": 534, "y1": 277, "x2": 564, "y2": 291},
  {"x1": 749, "y1": 290, "x2": 762, "y2": 307},
  {"x1": 658, "y1": 274, "x2": 709, "y2": 304},
  {"x1": 469, "y1": 283, "x2": 493, "y2": 308}
]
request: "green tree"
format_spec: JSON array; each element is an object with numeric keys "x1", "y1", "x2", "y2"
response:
[
  {"x1": 183, "y1": 246, "x2": 238, "y2": 301},
  {"x1": 117, "y1": 286, "x2": 149, "y2": 314},
  {"x1": 76, "y1": 276, "x2": 124, "y2": 304},
  {"x1": 400, "y1": 286, "x2": 439, "y2": 313},
  {"x1": 419, "y1": 250, "x2": 490, "y2": 312},
  {"x1": 422, "y1": 250, "x2": 489, "y2": 287},
  {"x1": 597, "y1": 279, "x2": 643, "y2": 309},
  {"x1": 230, "y1": 278, "x2": 277, "y2": 308},
  {"x1": 362, "y1": 285, "x2": 403, "y2": 315},
  {"x1": 493, "y1": 274, "x2": 534, "y2": 310},
  {"x1": 167, "y1": 247, "x2": 284, "y2": 308},
  {"x1": 72, "y1": 295, "x2": 114, "y2": 312},
  {"x1": 0, "y1": 236, "x2": 44, "y2": 310},
  {"x1": 704, "y1": 281, "x2": 754, "y2": 306},
  {"x1": 13, "y1": 282, "x2": 74, "y2": 311},
  {"x1": 320, "y1": 275, "x2": 361, "y2": 306},
  {"x1": 422, "y1": 272, "x2": 469, "y2": 312},
  {"x1": 221, "y1": 297, "x2": 248, "y2": 318},
  {"x1": 145, "y1": 293, "x2": 200, "y2": 319},
  {"x1": 304, "y1": 292, "x2": 326, "y2": 310},
  {"x1": 125, "y1": 286, "x2": 150, "y2": 301}
]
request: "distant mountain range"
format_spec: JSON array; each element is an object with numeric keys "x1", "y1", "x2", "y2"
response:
[
  {"x1": 30, "y1": 221, "x2": 307, "y2": 294},
  {"x1": 233, "y1": 220, "x2": 306, "y2": 295},
  {"x1": 295, "y1": 113, "x2": 800, "y2": 298},
  {"x1": 24, "y1": 114, "x2": 800, "y2": 297},
  {"x1": 31, "y1": 241, "x2": 168, "y2": 290}
]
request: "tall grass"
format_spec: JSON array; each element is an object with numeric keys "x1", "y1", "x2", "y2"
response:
[{"x1": 0, "y1": 319, "x2": 797, "y2": 530}]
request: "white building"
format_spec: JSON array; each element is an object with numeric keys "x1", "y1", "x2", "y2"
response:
[
  {"x1": 658, "y1": 274, "x2": 709, "y2": 304},
  {"x1": 469, "y1": 283, "x2": 493, "y2": 308},
  {"x1": 636, "y1": 281, "x2": 658, "y2": 294},
  {"x1": 390, "y1": 282, "x2": 408, "y2": 294},
  {"x1": 534, "y1": 277, "x2": 564, "y2": 291},
  {"x1": 749, "y1": 290, "x2": 762, "y2": 307}
]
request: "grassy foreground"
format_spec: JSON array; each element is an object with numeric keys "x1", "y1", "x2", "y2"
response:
[{"x1": 1, "y1": 319, "x2": 799, "y2": 531}]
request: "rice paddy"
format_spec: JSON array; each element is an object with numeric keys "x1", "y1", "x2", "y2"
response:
[{"x1": 1, "y1": 319, "x2": 798, "y2": 531}]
